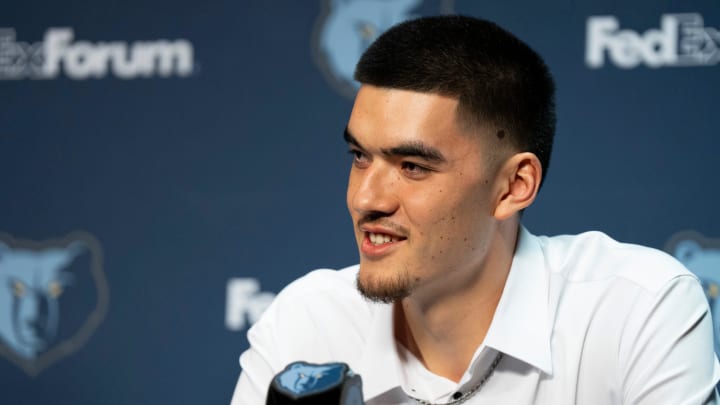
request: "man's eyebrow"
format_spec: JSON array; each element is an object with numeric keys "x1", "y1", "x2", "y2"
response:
[
  {"x1": 343, "y1": 128, "x2": 362, "y2": 148},
  {"x1": 343, "y1": 127, "x2": 447, "y2": 163},
  {"x1": 382, "y1": 142, "x2": 446, "y2": 163}
]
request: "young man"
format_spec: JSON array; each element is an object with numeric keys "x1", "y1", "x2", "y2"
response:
[{"x1": 232, "y1": 16, "x2": 719, "y2": 404}]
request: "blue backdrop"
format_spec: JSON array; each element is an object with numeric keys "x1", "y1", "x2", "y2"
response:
[{"x1": 1, "y1": 0, "x2": 719, "y2": 403}]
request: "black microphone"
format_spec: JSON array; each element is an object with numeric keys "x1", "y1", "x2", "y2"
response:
[{"x1": 266, "y1": 361, "x2": 364, "y2": 405}]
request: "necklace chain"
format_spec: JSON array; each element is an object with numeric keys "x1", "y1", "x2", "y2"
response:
[{"x1": 406, "y1": 352, "x2": 503, "y2": 405}]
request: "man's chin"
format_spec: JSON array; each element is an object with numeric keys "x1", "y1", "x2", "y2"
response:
[{"x1": 355, "y1": 269, "x2": 413, "y2": 304}]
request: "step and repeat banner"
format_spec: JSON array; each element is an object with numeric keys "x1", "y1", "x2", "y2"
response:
[{"x1": 1, "y1": 0, "x2": 719, "y2": 403}]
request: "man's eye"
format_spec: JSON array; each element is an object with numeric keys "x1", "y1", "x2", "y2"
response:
[
  {"x1": 348, "y1": 149, "x2": 369, "y2": 167},
  {"x1": 401, "y1": 161, "x2": 430, "y2": 176}
]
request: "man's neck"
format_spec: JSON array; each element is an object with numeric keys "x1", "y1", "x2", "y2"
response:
[{"x1": 393, "y1": 223, "x2": 519, "y2": 382}]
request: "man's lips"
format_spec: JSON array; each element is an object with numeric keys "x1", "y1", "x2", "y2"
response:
[
  {"x1": 366, "y1": 231, "x2": 403, "y2": 245},
  {"x1": 359, "y1": 226, "x2": 407, "y2": 257}
]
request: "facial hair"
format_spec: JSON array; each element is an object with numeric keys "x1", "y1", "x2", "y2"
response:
[{"x1": 356, "y1": 269, "x2": 416, "y2": 304}]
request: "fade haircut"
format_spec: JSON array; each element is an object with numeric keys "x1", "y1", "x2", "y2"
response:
[{"x1": 354, "y1": 15, "x2": 556, "y2": 184}]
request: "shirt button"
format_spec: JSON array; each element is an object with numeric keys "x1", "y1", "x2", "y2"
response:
[{"x1": 452, "y1": 392, "x2": 463, "y2": 400}]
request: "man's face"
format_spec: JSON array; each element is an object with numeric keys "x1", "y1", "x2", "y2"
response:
[{"x1": 346, "y1": 85, "x2": 504, "y2": 303}]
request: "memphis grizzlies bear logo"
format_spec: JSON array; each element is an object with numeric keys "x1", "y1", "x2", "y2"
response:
[
  {"x1": 272, "y1": 361, "x2": 363, "y2": 404},
  {"x1": 667, "y1": 231, "x2": 720, "y2": 354},
  {"x1": 277, "y1": 362, "x2": 345, "y2": 394},
  {"x1": 312, "y1": 0, "x2": 427, "y2": 98},
  {"x1": 0, "y1": 231, "x2": 108, "y2": 376}
]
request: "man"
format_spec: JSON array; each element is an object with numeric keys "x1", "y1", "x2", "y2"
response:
[{"x1": 231, "y1": 15, "x2": 719, "y2": 404}]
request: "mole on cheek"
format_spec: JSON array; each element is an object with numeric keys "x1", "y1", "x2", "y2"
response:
[{"x1": 497, "y1": 130, "x2": 505, "y2": 139}]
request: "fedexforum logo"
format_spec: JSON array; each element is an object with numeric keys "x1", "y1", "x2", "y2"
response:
[
  {"x1": 586, "y1": 13, "x2": 719, "y2": 68},
  {"x1": 225, "y1": 278, "x2": 275, "y2": 331},
  {"x1": 0, "y1": 231, "x2": 108, "y2": 376},
  {"x1": 0, "y1": 28, "x2": 194, "y2": 80}
]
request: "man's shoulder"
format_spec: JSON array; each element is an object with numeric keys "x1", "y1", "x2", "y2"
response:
[
  {"x1": 536, "y1": 230, "x2": 695, "y2": 294},
  {"x1": 261, "y1": 264, "x2": 374, "y2": 325},
  {"x1": 277, "y1": 264, "x2": 360, "y2": 298}
]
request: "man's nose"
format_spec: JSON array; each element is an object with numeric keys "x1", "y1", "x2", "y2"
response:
[{"x1": 350, "y1": 164, "x2": 399, "y2": 216}]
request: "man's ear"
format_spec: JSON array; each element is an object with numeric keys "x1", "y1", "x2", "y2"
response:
[{"x1": 492, "y1": 152, "x2": 542, "y2": 220}]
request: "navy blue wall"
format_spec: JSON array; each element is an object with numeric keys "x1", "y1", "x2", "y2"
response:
[{"x1": 1, "y1": 1, "x2": 719, "y2": 403}]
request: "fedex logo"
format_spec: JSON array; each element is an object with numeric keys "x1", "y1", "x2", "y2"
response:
[
  {"x1": 586, "y1": 13, "x2": 720, "y2": 68},
  {"x1": 225, "y1": 278, "x2": 275, "y2": 331}
]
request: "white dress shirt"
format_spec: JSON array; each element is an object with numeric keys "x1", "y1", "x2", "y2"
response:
[{"x1": 231, "y1": 227, "x2": 720, "y2": 404}]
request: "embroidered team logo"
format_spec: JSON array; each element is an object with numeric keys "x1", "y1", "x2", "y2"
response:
[
  {"x1": 312, "y1": 0, "x2": 455, "y2": 98},
  {"x1": 666, "y1": 231, "x2": 720, "y2": 354},
  {"x1": 0, "y1": 231, "x2": 109, "y2": 376}
]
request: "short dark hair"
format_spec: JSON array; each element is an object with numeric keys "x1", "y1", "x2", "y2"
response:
[{"x1": 354, "y1": 15, "x2": 556, "y2": 184}]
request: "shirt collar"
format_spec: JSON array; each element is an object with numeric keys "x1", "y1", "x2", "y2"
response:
[
  {"x1": 356, "y1": 226, "x2": 554, "y2": 399},
  {"x1": 483, "y1": 226, "x2": 554, "y2": 375}
]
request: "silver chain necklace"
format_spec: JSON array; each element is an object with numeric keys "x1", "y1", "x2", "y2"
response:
[{"x1": 406, "y1": 352, "x2": 503, "y2": 405}]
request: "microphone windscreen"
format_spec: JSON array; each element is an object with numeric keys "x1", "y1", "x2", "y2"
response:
[{"x1": 266, "y1": 361, "x2": 364, "y2": 405}]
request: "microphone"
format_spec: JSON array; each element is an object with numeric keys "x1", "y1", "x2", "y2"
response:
[{"x1": 266, "y1": 361, "x2": 364, "y2": 404}]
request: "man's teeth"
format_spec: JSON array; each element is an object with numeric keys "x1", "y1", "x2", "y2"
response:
[{"x1": 368, "y1": 232, "x2": 399, "y2": 245}]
